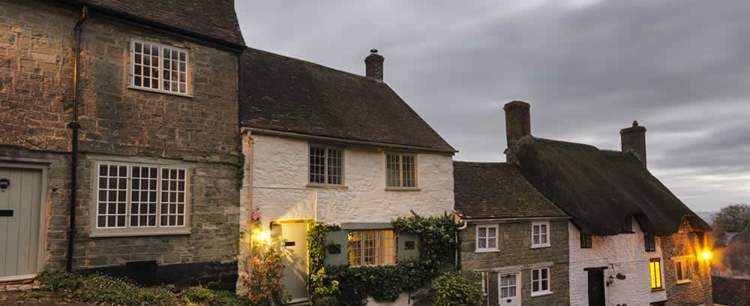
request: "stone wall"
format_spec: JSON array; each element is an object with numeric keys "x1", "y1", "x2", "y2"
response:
[
  {"x1": 460, "y1": 219, "x2": 570, "y2": 306},
  {"x1": 0, "y1": 0, "x2": 241, "y2": 284},
  {"x1": 568, "y1": 221, "x2": 668, "y2": 306},
  {"x1": 661, "y1": 229, "x2": 713, "y2": 306}
]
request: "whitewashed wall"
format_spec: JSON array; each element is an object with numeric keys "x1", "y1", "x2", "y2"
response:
[
  {"x1": 569, "y1": 221, "x2": 668, "y2": 306},
  {"x1": 248, "y1": 134, "x2": 454, "y2": 226}
]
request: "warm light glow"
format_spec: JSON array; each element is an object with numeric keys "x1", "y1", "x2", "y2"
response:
[
  {"x1": 253, "y1": 230, "x2": 271, "y2": 244},
  {"x1": 701, "y1": 249, "x2": 713, "y2": 261}
]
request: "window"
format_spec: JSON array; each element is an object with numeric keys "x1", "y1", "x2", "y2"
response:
[
  {"x1": 531, "y1": 221, "x2": 550, "y2": 248},
  {"x1": 645, "y1": 234, "x2": 656, "y2": 252},
  {"x1": 580, "y1": 232, "x2": 593, "y2": 249},
  {"x1": 309, "y1": 146, "x2": 343, "y2": 185},
  {"x1": 386, "y1": 153, "x2": 417, "y2": 188},
  {"x1": 531, "y1": 268, "x2": 551, "y2": 296},
  {"x1": 96, "y1": 163, "x2": 188, "y2": 233},
  {"x1": 476, "y1": 225, "x2": 498, "y2": 252},
  {"x1": 500, "y1": 273, "x2": 518, "y2": 299},
  {"x1": 649, "y1": 258, "x2": 663, "y2": 290},
  {"x1": 347, "y1": 230, "x2": 396, "y2": 267},
  {"x1": 131, "y1": 40, "x2": 189, "y2": 95},
  {"x1": 674, "y1": 256, "x2": 693, "y2": 284}
]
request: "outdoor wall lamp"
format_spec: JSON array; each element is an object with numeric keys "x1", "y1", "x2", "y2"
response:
[{"x1": 0, "y1": 178, "x2": 9, "y2": 191}]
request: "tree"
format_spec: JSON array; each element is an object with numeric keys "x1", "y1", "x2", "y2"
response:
[{"x1": 713, "y1": 204, "x2": 750, "y2": 233}]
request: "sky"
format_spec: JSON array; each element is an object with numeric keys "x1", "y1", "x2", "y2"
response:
[{"x1": 235, "y1": 0, "x2": 750, "y2": 212}]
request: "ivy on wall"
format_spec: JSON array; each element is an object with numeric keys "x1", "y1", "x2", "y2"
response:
[{"x1": 307, "y1": 214, "x2": 459, "y2": 306}]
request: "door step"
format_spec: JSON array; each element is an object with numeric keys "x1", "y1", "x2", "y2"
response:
[{"x1": 0, "y1": 277, "x2": 39, "y2": 292}]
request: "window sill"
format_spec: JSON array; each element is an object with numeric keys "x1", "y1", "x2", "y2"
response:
[
  {"x1": 306, "y1": 184, "x2": 348, "y2": 190},
  {"x1": 128, "y1": 86, "x2": 193, "y2": 98},
  {"x1": 89, "y1": 227, "x2": 191, "y2": 238},
  {"x1": 474, "y1": 249, "x2": 500, "y2": 253},
  {"x1": 385, "y1": 187, "x2": 421, "y2": 192},
  {"x1": 676, "y1": 280, "x2": 692, "y2": 285},
  {"x1": 651, "y1": 288, "x2": 665, "y2": 292},
  {"x1": 530, "y1": 291, "x2": 553, "y2": 297},
  {"x1": 531, "y1": 244, "x2": 551, "y2": 249}
]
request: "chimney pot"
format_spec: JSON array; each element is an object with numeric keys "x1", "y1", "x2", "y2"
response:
[
  {"x1": 365, "y1": 49, "x2": 384, "y2": 81},
  {"x1": 620, "y1": 121, "x2": 647, "y2": 166},
  {"x1": 504, "y1": 101, "x2": 531, "y2": 150}
]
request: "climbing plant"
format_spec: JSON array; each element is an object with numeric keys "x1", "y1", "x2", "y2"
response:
[
  {"x1": 307, "y1": 213, "x2": 459, "y2": 306},
  {"x1": 238, "y1": 210, "x2": 288, "y2": 306}
]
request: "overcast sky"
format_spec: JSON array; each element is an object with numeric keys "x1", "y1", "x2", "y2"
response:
[{"x1": 236, "y1": 0, "x2": 750, "y2": 212}]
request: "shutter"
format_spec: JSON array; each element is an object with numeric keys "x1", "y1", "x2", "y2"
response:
[
  {"x1": 324, "y1": 230, "x2": 349, "y2": 266},
  {"x1": 397, "y1": 233, "x2": 420, "y2": 262}
]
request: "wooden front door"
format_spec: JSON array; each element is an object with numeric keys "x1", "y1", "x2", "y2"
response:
[
  {"x1": 498, "y1": 272, "x2": 521, "y2": 306},
  {"x1": 0, "y1": 167, "x2": 43, "y2": 281},
  {"x1": 587, "y1": 268, "x2": 606, "y2": 306},
  {"x1": 277, "y1": 221, "x2": 309, "y2": 304}
]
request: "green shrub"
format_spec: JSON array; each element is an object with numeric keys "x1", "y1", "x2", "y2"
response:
[
  {"x1": 432, "y1": 271, "x2": 482, "y2": 306},
  {"x1": 37, "y1": 271, "x2": 83, "y2": 292},
  {"x1": 76, "y1": 274, "x2": 141, "y2": 306},
  {"x1": 139, "y1": 287, "x2": 179, "y2": 306},
  {"x1": 183, "y1": 286, "x2": 217, "y2": 304},
  {"x1": 212, "y1": 290, "x2": 251, "y2": 306}
]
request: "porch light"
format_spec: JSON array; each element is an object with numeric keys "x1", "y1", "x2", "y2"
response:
[
  {"x1": 700, "y1": 249, "x2": 712, "y2": 261},
  {"x1": 253, "y1": 229, "x2": 272, "y2": 244}
]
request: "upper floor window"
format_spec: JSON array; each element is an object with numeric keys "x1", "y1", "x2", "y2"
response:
[
  {"x1": 580, "y1": 232, "x2": 593, "y2": 249},
  {"x1": 309, "y1": 145, "x2": 343, "y2": 185},
  {"x1": 94, "y1": 163, "x2": 188, "y2": 236},
  {"x1": 531, "y1": 221, "x2": 551, "y2": 248},
  {"x1": 131, "y1": 40, "x2": 189, "y2": 95},
  {"x1": 347, "y1": 230, "x2": 396, "y2": 267},
  {"x1": 645, "y1": 234, "x2": 656, "y2": 252},
  {"x1": 649, "y1": 258, "x2": 663, "y2": 290},
  {"x1": 673, "y1": 256, "x2": 693, "y2": 284},
  {"x1": 530, "y1": 267, "x2": 552, "y2": 296},
  {"x1": 386, "y1": 153, "x2": 416, "y2": 188},
  {"x1": 476, "y1": 225, "x2": 498, "y2": 252}
]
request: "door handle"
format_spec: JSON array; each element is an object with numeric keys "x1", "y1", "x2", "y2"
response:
[{"x1": 0, "y1": 209, "x2": 13, "y2": 217}]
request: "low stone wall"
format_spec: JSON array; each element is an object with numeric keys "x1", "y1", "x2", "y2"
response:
[{"x1": 713, "y1": 276, "x2": 750, "y2": 306}]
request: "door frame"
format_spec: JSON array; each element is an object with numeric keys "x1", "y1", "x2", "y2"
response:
[
  {"x1": 497, "y1": 271, "x2": 522, "y2": 306},
  {"x1": 271, "y1": 219, "x2": 313, "y2": 304},
  {"x1": 584, "y1": 266, "x2": 608, "y2": 306},
  {"x1": 0, "y1": 161, "x2": 50, "y2": 282}
]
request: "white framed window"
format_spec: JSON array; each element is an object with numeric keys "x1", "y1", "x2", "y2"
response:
[
  {"x1": 94, "y1": 162, "x2": 189, "y2": 236},
  {"x1": 499, "y1": 273, "x2": 519, "y2": 299},
  {"x1": 131, "y1": 40, "x2": 190, "y2": 96},
  {"x1": 385, "y1": 153, "x2": 417, "y2": 188},
  {"x1": 673, "y1": 256, "x2": 693, "y2": 284},
  {"x1": 476, "y1": 225, "x2": 499, "y2": 252},
  {"x1": 347, "y1": 230, "x2": 396, "y2": 267},
  {"x1": 530, "y1": 267, "x2": 552, "y2": 296},
  {"x1": 531, "y1": 221, "x2": 551, "y2": 248},
  {"x1": 309, "y1": 145, "x2": 344, "y2": 185}
]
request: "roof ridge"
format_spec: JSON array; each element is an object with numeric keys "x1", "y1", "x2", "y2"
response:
[{"x1": 245, "y1": 47, "x2": 382, "y2": 83}]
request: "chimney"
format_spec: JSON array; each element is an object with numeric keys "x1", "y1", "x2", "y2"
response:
[
  {"x1": 365, "y1": 49, "x2": 384, "y2": 81},
  {"x1": 504, "y1": 101, "x2": 531, "y2": 149},
  {"x1": 620, "y1": 120, "x2": 647, "y2": 166}
]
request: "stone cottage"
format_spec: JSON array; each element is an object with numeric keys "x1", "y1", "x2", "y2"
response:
[
  {"x1": 503, "y1": 101, "x2": 713, "y2": 306},
  {"x1": 238, "y1": 48, "x2": 456, "y2": 303},
  {"x1": 0, "y1": 0, "x2": 244, "y2": 286},
  {"x1": 454, "y1": 161, "x2": 571, "y2": 306}
]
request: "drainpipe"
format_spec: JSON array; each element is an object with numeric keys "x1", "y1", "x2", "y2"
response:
[{"x1": 66, "y1": 5, "x2": 88, "y2": 273}]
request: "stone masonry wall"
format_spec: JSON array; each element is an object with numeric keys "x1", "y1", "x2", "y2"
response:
[
  {"x1": 460, "y1": 219, "x2": 570, "y2": 306},
  {"x1": 661, "y1": 229, "x2": 713, "y2": 306},
  {"x1": 0, "y1": 0, "x2": 241, "y2": 279}
]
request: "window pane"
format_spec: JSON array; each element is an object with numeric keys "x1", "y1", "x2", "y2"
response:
[
  {"x1": 131, "y1": 166, "x2": 158, "y2": 227},
  {"x1": 386, "y1": 154, "x2": 400, "y2": 187},
  {"x1": 326, "y1": 148, "x2": 343, "y2": 185},
  {"x1": 379, "y1": 230, "x2": 396, "y2": 265},
  {"x1": 401, "y1": 155, "x2": 415, "y2": 187},
  {"x1": 348, "y1": 232, "x2": 362, "y2": 266},
  {"x1": 97, "y1": 164, "x2": 128, "y2": 228},
  {"x1": 309, "y1": 146, "x2": 326, "y2": 184},
  {"x1": 160, "y1": 168, "x2": 186, "y2": 227}
]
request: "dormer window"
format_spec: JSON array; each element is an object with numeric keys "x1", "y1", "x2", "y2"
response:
[{"x1": 131, "y1": 40, "x2": 189, "y2": 96}]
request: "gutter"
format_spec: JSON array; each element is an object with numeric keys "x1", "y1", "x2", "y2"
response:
[{"x1": 66, "y1": 5, "x2": 88, "y2": 273}]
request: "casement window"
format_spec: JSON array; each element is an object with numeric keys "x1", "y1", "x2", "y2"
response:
[
  {"x1": 309, "y1": 145, "x2": 344, "y2": 185},
  {"x1": 645, "y1": 234, "x2": 656, "y2": 252},
  {"x1": 500, "y1": 273, "x2": 518, "y2": 299},
  {"x1": 385, "y1": 153, "x2": 417, "y2": 188},
  {"x1": 649, "y1": 258, "x2": 663, "y2": 290},
  {"x1": 673, "y1": 256, "x2": 693, "y2": 284},
  {"x1": 580, "y1": 232, "x2": 593, "y2": 249},
  {"x1": 476, "y1": 225, "x2": 499, "y2": 252},
  {"x1": 131, "y1": 40, "x2": 189, "y2": 95},
  {"x1": 95, "y1": 163, "x2": 188, "y2": 235},
  {"x1": 347, "y1": 230, "x2": 396, "y2": 267},
  {"x1": 530, "y1": 267, "x2": 552, "y2": 296},
  {"x1": 531, "y1": 221, "x2": 551, "y2": 248}
]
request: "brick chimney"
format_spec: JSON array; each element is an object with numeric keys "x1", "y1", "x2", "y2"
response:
[
  {"x1": 504, "y1": 101, "x2": 531, "y2": 149},
  {"x1": 620, "y1": 120, "x2": 647, "y2": 166},
  {"x1": 365, "y1": 49, "x2": 384, "y2": 81}
]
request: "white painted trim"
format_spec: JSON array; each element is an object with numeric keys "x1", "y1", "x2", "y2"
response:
[
  {"x1": 497, "y1": 271, "x2": 522, "y2": 305},
  {"x1": 531, "y1": 221, "x2": 551, "y2": 248},
  {"x1": 530, "y1": 267, "x2": 552, "y2": 297},
  {"x1": 475, "y1": 224, "x2": 499, "y2": 252}
]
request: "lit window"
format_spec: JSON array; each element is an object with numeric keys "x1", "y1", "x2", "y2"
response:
[
  {"x1": 580, "y1": 232, "x2": 592, "y2": 249},
  {"x1": 131, "y1": 40, "x2": 189, "y2": 95},
  {"x1": 649, "y1": 258, "x2": 663, "y2": 290},
  {"x1": 476, "y1": 225, "x2": 498, "y2": 252},
  {"x1": 531, "y1": 221, "x2": 551, "y2": 248},
  {"x1": 531, "y1": 268, "x2": 551, "y2": 296},
  {"x1": 347, "y1": 230, "x2": 396, "y2": 267},
  {"x1": 645, "y1": 234, "x2": 656, "y2": 252},
  {"x1": 674, "y1": 256, "x2": 693, "y2": 284},
  {"x1": 96, "y1": 163, "x2": 187, "y2": 230},
  {"x1": 386, "y1": 153, "x2": 417, "y2": 188},
  {"x1": 309, "y1": 145, "x2": 343, "y2": 185}
]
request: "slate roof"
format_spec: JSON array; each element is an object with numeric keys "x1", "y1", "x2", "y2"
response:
[
  {"x1": 239, "y1": 48, "x2": 456, "y2": 153},
  {"x1": 512, "y1": 136, "x2": 710, "y2": 236},
  {"x1": 453, "y1": 162, "x2": 567, "y2": 219},
  {"x1": 62, "y1": 0, "x2": 245, "y2": 47}
]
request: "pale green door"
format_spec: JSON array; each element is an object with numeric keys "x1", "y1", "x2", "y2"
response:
[
  {"x1": 0, "y1": 167, "x2": 42, "y2": 280},
  {"x1": 277, "y1": 221, "x2": 309, "y2": 304}
]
